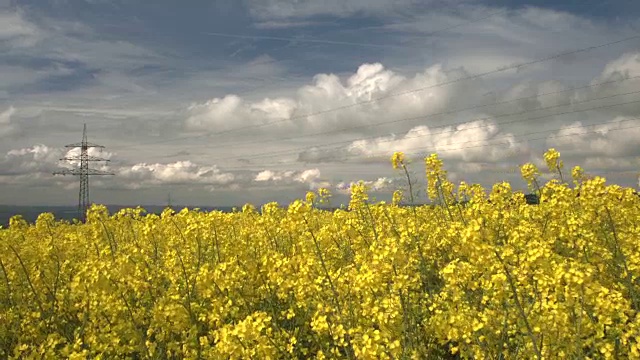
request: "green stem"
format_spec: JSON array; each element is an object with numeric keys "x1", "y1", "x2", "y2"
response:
[{"x1": 494, "y1": 250, "x2": 542, "y2": 360}]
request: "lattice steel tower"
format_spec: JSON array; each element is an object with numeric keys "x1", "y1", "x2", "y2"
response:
[{"x1": 54, "y1": 124, "x2": 114, "y2": 221}]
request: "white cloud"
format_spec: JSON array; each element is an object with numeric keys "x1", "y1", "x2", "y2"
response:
[
  {"x1": 253, "y1": 20, "x2": 327, "y2": 29},
  {"x1": 243, "y1": 0, "x2": 424, "y2": 20},
  {"x1": 0, "y1": 144, "x2": 61, "y2": 180},
  {"x1": 255, "y1": 169, "x2": 293, "y2": 182},
  {"x1": 600, "y1": 52, "x2": 640, "y2": 79},
  {"x1": 0, "y1": 10, "x2": 42, "y2": 47},
  {"x1": 295, "y1": 168, "x2": 321, "y2": 183},
  {"x1": 60, "y1": 146, "x2": 113, "y2": 169},
  {"x1": 185, "y1": 95, "x2": 297, "y2": 132},
  {"x1": 0, "y1": 143, "x2": 329, "y2": 193},
  {"x1": 300, "y1": 118, "x2": 527, "y2": 164},
  {"x1": 0, "y1": 144, "x2": 113, "y2": 187},
  {"x1": 254, "y1": 168, "x2": 322, "y2": 187},
  {"x1": 116, "y1": 161, "x2": 235, "y2": 189},
  {"x1": 335, "y1": 177, "x2": 396, "y2": 194},
  {"x1": 577, "y1": 51, "x2": 640, "y2": 117},
  {"x1": 185, "y1": 62, "x2": 474, "y2": 136},
  {"x1": 0, "y1": 106, "x2": 20, "y2": 138},
  {"x1": 548, "y1": 116, "x2": 640, "y2": 159},
  {"x1": 6, "y1": 144, "x2": 57, "y2": 162},
  {"x1": 345, "y1": 63, "x2": 405, "y2": 101}
]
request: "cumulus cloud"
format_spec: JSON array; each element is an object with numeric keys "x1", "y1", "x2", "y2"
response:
[
  {"x1": 116, "y1": 161, "x2": 235, "y2": 189},
  {"x1": 300, "y1": 63, "x2": 475, "y2": 132},
  {"x1": 295, "y1": 168, "x2": 321, "y2": 183},
  {"x1": 185, "y1": 62, "x2": 476, "y2": 138},
  {"x1": 0, "y1": 145, "x2": 232, "y2": 190},
  {"x1": 335, "y1": 177, "x2": 397, "y2": 194},
  {"x1": 548, "y1": 117, "x2": 640, "y2": 157},
  {"x1": 600, "y1": 52, "x2": 640, "y2": 80},
  {"x1": 2, "y1": 144, "x2": 62, "y2": 174},
  {"x1": 0, "y1": 144, "x2": 115, "y2": 187},
  {"x1": 188, "y1": 48, "x2": 640, "y2": 160},
  {"x1": 575, "y1": 51, "x2": 640, "y2": 118},
  {"x1": 1, "y1": 143, "x2": 329, "y2": 192},
  {"x1": 182, "y1": 49, "x2": 640, "y2": 188},
  {"x1": 185, "y1": 95, "x2": 297, "y2": 133},
  {"x1": 0, "y1": 145, "x2": 64, "y2": 189},
  {"x1": 252, "y1": 169, "x2": 396, "y2": 194},
  {"x1": 254, "y1": 169, "x2": 291, "y2": 182},
  {"x1": 61, "y1": 146, "x2": 113, "y2": 168},
  {"x1": 254, "y1": 168, "x2": 323, "y2": 189},
  {"x1": 300, "y1": 118, "x2": 528, "y2": 164}
]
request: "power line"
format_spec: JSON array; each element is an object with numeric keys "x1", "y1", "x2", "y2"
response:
[
  {"x1": 106, "y1": 6, "x2": 506, "y2": 126},
  {"x1": 106, "y1": 91, "x2": 640, "y2": 170},
  {"x1": 105, "y1": 73, "x2": 640, "y2": 169},
  {"x1": 98, "y1": 120, "x2": 640, "y2": 191},
  {"x1": 356, "y1": 117, "x2": 640, "y2": 164},
  {"x1": 213, "y1": 74, "x2": 640, "y2": 150},
  {"x1": 406, "y1": 119, "x2": 640, "y2": 162},
  {"x1": 245, "y1": 118, "x2": 640, "y2": 173},
  {"x1": 214, "y1": 115, "x2": 640, "y2": 170},
  {"x1": 211, "y1": 35, "x2": 639, "y2": 134},
  {"x1": 117, "y1": 34, "x2": 640, "y2": 150},
  {"x1": 108, "y1": 92, "x2": 636, "y2": 170},
  {"x1": 202, "y1": 90, "x2": 640, "y2": 163}
]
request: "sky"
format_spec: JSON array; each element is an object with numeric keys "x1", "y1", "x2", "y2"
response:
[{"x1": 1, "y1": 0, "x2": 640, "y2": 207}]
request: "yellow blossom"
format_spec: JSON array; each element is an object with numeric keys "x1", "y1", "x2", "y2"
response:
[{"x1": 391, "y1": 151, "x2": 405, "y2": 169}]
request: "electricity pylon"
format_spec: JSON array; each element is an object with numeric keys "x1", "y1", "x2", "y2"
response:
[{"x1": 53, "y1": 124, "x2": 114, "y2": 221}]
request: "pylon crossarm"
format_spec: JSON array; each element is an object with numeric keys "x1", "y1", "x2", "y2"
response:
[
  {"x1": 60, "y1": 156, "x2": 111, "y2": 162},
  {"x1": 53, "y1": 170, "x2": 113, "y2": 175},
  {"x1": 64, "y1": 142, "x2": 106, "y2": 148}
]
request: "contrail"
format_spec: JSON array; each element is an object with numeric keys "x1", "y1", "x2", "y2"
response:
[
  {"x1": 202, "y1": 31, "x2": 409, "y2": 49},
  {"x1": 202, "y1": 9, "x2": 507, "y2": 50}
]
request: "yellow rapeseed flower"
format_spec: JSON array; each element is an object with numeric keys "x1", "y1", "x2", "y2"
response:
[
  {"x1": 544, "y1": 148, "x2": 563, "y2": 172},
  {"x1": 391, "y1": 151, "x2": 405, "y2": 169}
]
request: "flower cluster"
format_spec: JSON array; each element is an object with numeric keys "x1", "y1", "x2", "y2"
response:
[
  {"x1": 544, "y1": 148, "x2": 563, "y2": 172},
  {"x1": 390, "y1": 152, "x2": 405, "y2": 170}
]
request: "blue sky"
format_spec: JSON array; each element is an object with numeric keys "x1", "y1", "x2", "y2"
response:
[{"x1": 1, "y1": 0, "x2": 640, "y2": 206}]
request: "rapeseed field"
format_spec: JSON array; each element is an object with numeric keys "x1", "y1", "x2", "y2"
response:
[{"x1": 1, "y1": 149, "x2": 638, "y2": 359}]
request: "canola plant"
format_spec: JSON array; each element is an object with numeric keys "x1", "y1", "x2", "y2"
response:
[{"x1": 0, "y1": 149, "x2": 638, "y2": 359}]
